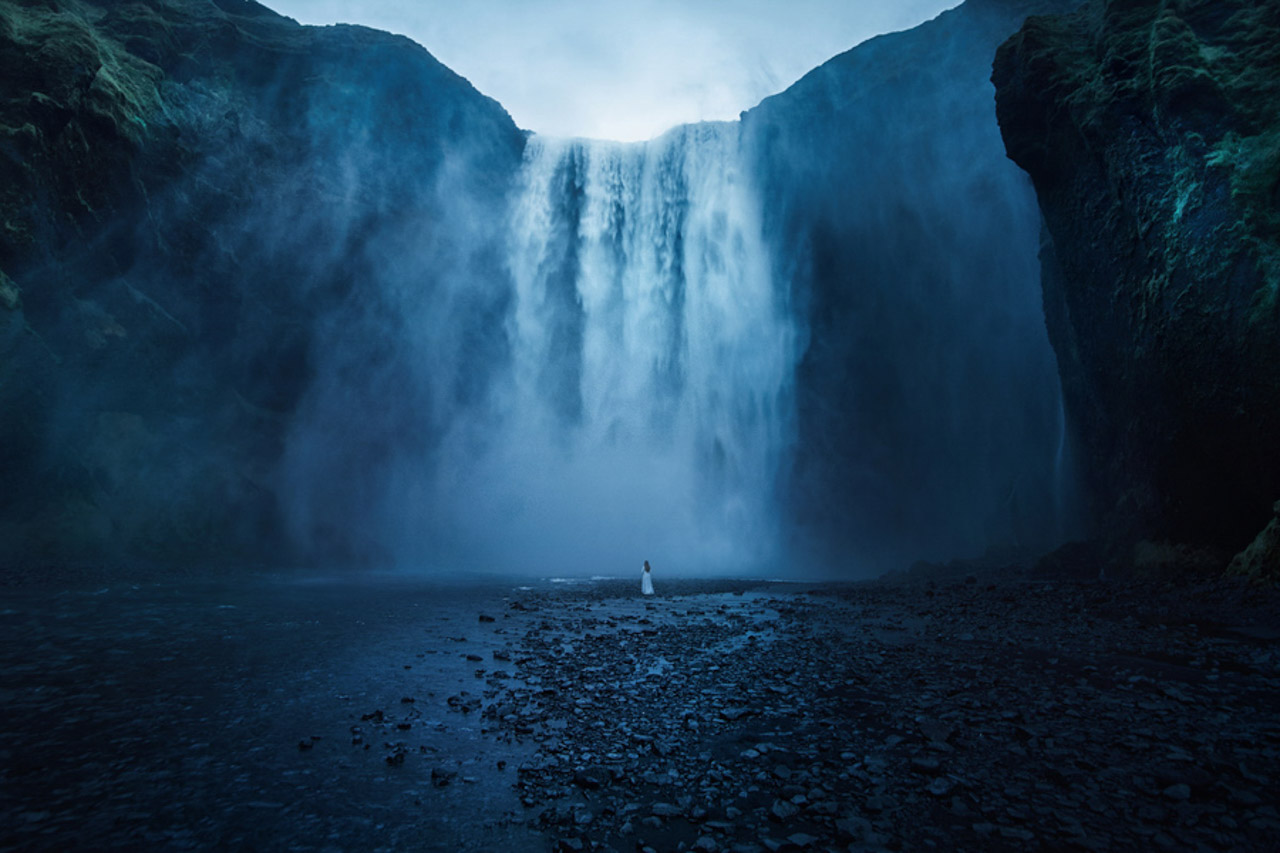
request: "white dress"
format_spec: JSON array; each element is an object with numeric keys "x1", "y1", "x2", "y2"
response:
[{"x1": 641, "y1": 568, "x2": 654, "y2": 595}]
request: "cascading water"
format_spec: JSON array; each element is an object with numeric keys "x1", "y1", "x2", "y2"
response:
[{"x1": 435, "y1": 123, "x2": 797, "y2": 574}]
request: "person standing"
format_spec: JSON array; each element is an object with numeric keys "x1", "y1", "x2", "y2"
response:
[{"x1": 641, "y1": 560, "x2": 654, "y2": 596}]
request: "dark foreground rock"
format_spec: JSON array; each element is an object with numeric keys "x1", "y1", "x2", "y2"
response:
[
  {"x1": 992, "y1": 0, "x2": 1280, "y2": 555},
  {"x1": 2, "y1": 573, "x2": 1278, "y2": 850},
  {"x1": 483, "y1": 577, "x2": 1279, "y2": 852}
]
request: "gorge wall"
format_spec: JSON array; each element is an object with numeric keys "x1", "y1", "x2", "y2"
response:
[
  {"x1": 0, "y1": 0, "x2": 524, "y2": 566},
  {"x1": 2, "y1": 0, "x2": 1088, "y2": 575},
  {"x1": 993, "y1": 0, "x2": 1280, "y2": 568},
  {"x1": 744, "y1": 0, "x2": 1083, "y2": 571}
]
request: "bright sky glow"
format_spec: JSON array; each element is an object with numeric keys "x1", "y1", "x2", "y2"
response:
[{"x1": 268, "y1": 1, "x2": 961, "y2": 141}]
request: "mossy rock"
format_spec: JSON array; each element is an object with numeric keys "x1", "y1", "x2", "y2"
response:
[
  {"x1": 994, "y1": 0, "x2": 1280, "y2": 552},
  {"x1": 0, "y1": 0, "x2": 526, "y2": 569},
  {"x1": 1227, "y1": 501, "x2": 1280, "y2": 584},
  {"x1": 0, "y1": 269, "x2": 19, "y2": 310}
]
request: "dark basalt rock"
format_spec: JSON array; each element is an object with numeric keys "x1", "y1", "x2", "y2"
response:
[
  {"x1": 741, "y1": 0, "x2": 1084, "y2": 573},
  {"x1": 0, "y1": 0, "x2": 524, "y2": 567},
  {"x1": 483, "y1": 576, "x2": 1280, "y2": 851},
  {"x1": 1228, "y1": 500, "x2": 1280, "y2": 582},
  {"x1": 993, "y1": 0, "x2": 1280, "y2": 557}
]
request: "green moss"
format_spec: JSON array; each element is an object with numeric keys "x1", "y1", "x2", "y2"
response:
[
  {"x1": 1, "y1": 1, "x2": 163, "y2": 145},
  {"x1": 1227, "y1": 503, "x2": 1280, "y2": 584},
  {"x1": 1205, "y1": 129, "x2": 1280, "y2": 318},
  {"x1": 0, "y1": 269, "x2": 19, "y2": 310},
  {"x1": 1230, "y1": 128, "x2": 1280, "y2": 231},
  {"x1": 1166, "y1": 145, "x2": 1204, "y2": 225}
]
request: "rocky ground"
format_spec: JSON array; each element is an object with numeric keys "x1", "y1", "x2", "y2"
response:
[
  {"x1": 2, "y1": 570, "x2": 1278, "y2": 851},
  {"x1": 473, "y1": 574, "x2": 1280, "y2": 852}
]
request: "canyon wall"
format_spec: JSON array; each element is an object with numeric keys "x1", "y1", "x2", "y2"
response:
[
  {"x1": 0, "y1": 0, "x2": 524, "y2": 565},
  {"x1": 744, "y1": 0, "x2": 1083, "y2": 572},
  {"x1": 993, "y1": 0, "x2": 1280, "y2": 567}
]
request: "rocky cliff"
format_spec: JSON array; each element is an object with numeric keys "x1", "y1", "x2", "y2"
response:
[
  {"x1": 743, "y1": 0, "x2": 1084, "y2": 572},
  {"x1": 0, "y1": 0, "x2": 524, "y2": 567},
  {"x1": 993, "y1": 0, "x2": 1280, "y2": 567}
]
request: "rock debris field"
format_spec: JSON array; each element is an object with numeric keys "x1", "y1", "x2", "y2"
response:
[
  {"x1": 2, "y1": 571, "x2": 1278, "y2": 851},
  {"x1": 472, "y1": 575, "x2": 1280, "y2": 852}
]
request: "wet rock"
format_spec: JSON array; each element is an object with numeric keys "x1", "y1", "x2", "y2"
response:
[
  {"x1": 918, "y1": 720, "x2": 952, "y2": 744},
  {"x1": 927, "y1": 777, "x2": 956, "y2": 797},
  {"x1": 835, "y1": 815, "x2": 873, "y2": 841},
  {"x1": 1228, "y1": 503, "x2": 1280, "y2": 583},
  {"x1": 479, "y1": 577, "x2": 1280, "y2": 852},
  {"x1": 769, "y1": 799, "x2": 799, "y2": 822},
  {"x1": 573, "y1": 766, "x2": 612, "y2": 790}
]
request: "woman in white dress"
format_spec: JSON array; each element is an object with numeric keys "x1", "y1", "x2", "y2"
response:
[{"x1": 641, "y1": 560, "x2": 654, "y2": 595}]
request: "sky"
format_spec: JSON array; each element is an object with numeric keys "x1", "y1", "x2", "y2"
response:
[{"x1": 267, "y1": 0, "x2": 961, "y2": 141}]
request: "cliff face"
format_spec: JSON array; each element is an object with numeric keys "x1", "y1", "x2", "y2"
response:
[
  {"x1": 743, "y1": 0, "x2": 1084, "y2": 571},
  {"x1": 993, "y1": 0, "x2": 1280, "y2": 556},
  {"x1": 0, "y1": 0, "x2": 524, "y2": 566}
]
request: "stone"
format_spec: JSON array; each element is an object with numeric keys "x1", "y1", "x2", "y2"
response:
[
  {"x1": 573, "y1": 766, "x2": 612, "y2": 790},
  {"x1": 1228, "y1": 505, "x2": 1280, "y2": 583},
  {"x1": 927, "y1": 777, "x2": 956, "y2": 797},
  {"x1": 769, "y1": 799, "x2": 799, "y2": 822},
  {"x1": 835, "y1": 815, "x2": 873, "y2": 841}
]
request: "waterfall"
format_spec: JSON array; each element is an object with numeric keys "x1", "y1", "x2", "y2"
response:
[{"x1": 443, "y1": 123, "x2": 796, "y2": 574}]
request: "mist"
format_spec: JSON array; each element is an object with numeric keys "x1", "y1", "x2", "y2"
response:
[{"x1": 275, "y1": 123, "x2": 797, "y2": 577}]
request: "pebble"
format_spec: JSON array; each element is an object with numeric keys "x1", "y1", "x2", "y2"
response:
[{"x1": 469, "y1": 576, "x2": 1280, "y2": 852}]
